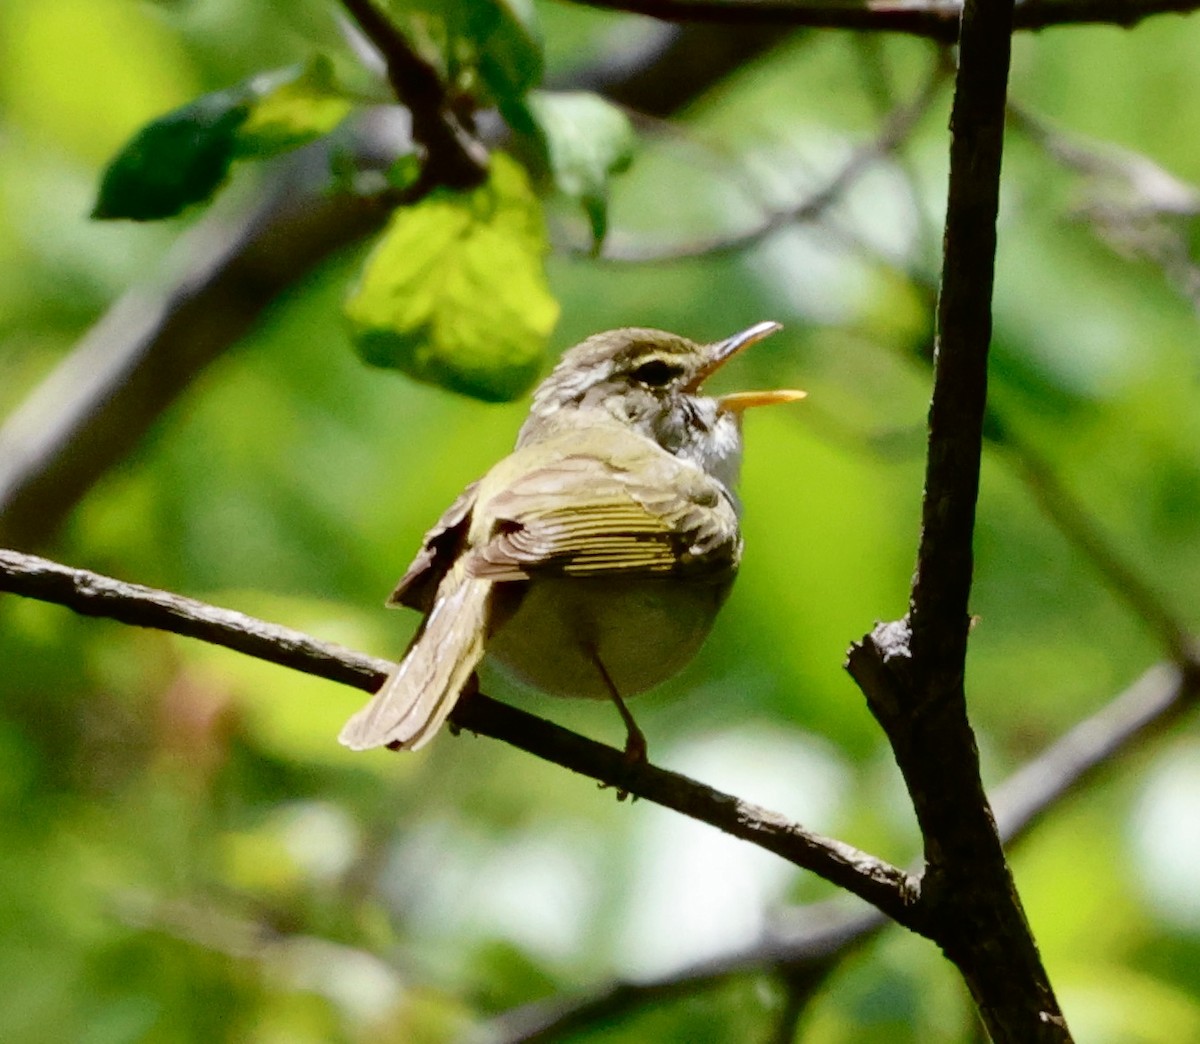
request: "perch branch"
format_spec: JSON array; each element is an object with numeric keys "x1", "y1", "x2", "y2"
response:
[{"x1": 0, "y1": 547, "x2": 918, "y2": 927}]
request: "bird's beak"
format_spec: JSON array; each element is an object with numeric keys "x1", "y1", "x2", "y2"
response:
[
  {"x1": 686, "y1": 320, "x2": 806, "y2": 411},
  {"x1": 717, "y1": 388, "x2": 807, "y2": 413}
]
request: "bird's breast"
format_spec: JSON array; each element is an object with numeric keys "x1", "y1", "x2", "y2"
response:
[{"x1": 485, "y1": 573, "x2": 734, "y2": 699}]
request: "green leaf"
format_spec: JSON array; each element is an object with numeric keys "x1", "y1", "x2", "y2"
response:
[
  {"x1": 235, "y1": 56, "x2": 355, "y2": 159},
  {"x1": 476, "y1": 0, "x2": 543, "y2": 103},
  {"x1": 92, "y1": 88, "x2": 251, "y2": 221},
  {"x1": 93, "y1": 57, "x2": 355, "y2": 222},
  {"x1": 524, "y1": 90, "x2": 635, "y2": 251},
  {"x1": 345, "y1": 153, "x2": 559, "y2": 402},
  {"x1": 383, "y1": 0, "x2": 542, "y2": 104}
]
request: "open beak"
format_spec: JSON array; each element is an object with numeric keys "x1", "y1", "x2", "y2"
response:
[
  {"x1": 686, "y1": 320, "x2": 807, "y2": 412},
  {"x1": 717, "y1": 388, "x2": 807, "y2": 413}
]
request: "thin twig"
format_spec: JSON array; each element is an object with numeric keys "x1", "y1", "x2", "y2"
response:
[
  {"x1": 593, "y1": 55, "x2": 948, "y2": 264},
  {"x1": 0, "y1": 547, "x2": 919, "y2": 925},
  {"x1": 569, "y1": 0, "x2": 1200, "y2": 39},
  {"x1": 0, "y1": 31, "x2": 791, "y2": 553},
  {"x1": 1003, "y1": 431, "x2": 1197, "y2": 665}
]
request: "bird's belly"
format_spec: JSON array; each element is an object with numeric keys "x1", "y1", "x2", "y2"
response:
[{"x1": 486, "y1": 577, "x2": 731, "y2": 699}]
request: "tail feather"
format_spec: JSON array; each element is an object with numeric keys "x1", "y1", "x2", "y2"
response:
[{"x1": 339, "y1": 572, "x2": 490, "y2": 751}]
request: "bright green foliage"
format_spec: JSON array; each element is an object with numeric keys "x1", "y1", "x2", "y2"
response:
[
  {"x1": 8, "y1": 4, "x2": 1200, "y2": 1043},
  {"x1": 346, "y1": 153, "x2": 559, "y2": 401},
  {"x1": 92, "y1": 57, "x2": 354, "y2": 221},
  {"x1": 234, "y1": 56, "x2": 355, "y2": 159},
  {"x1": 525, "y1": 89, "x2": 635, "y2": 251}
]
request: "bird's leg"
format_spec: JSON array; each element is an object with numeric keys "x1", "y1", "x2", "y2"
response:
[{"x1": 587, "y1": 646, "x2": 647, "y2": 766}]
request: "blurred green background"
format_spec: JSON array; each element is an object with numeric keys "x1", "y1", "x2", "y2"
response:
[{"x1": 2, "y1": 1, "x2": 1200, "y2": 1041}]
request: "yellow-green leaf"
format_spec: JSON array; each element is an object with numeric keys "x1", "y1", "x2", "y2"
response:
[
  {"x1": 236, "y1": 56, "x2": 355, "y2": 159},
  {"x1": 345, "y1": 153, "x2": 559, "y2": 402}
]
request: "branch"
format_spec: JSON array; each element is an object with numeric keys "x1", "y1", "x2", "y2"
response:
[
  {"x1": 7, "y1": 548, "x2": 1189, "y2": 1044},
  {"x1": 338, "y1": 0, "x2": 487, "y2": 189},
  {"x1": 843, "y1": 0, "x2": 1076, "y2": 1035},
  {"x1": 0, "y1": 547, "x2": 919, "y2": 926},
  {"x1": 484, "y1": 904, "x2": 882, "y2": 1043},
  {"x1": 1001, "y1": 428, "x2": 1198, "y2": 665},
  {"x1": 1009, "y1": 104, "x2": 1200, "y2": 318},
  {"x1": 570, "y1": 0, "x2": 1200, "y2": 39},
  {"x1": 0, "y1": 173, "x2": 389, "y2": 551}
]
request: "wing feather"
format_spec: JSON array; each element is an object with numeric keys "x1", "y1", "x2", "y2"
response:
[
  {"x1": 468, "y1": 446, "x2": 739, "y2": 582},
  {"x1": 387, "y1": 480, "x2": 480, "y2": 611}
]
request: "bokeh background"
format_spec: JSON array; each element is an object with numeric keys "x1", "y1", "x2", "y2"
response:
[{"x1": 2, "y1": 0, "x2": 1200, "y2": 1040}]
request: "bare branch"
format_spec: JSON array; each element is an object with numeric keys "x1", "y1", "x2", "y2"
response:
[
  {"x1": 468, "y1": 906, "x2": 881, "y2": 1043},
  {"x1": 992, "y1": 660, "x2": 1200, "y2": 837},
  {"x1": 1009, "y1": 104, "x2": 1200, "y2": 317},
  {"x1": 5, "y1": 547, "x2": 1187, "y2": 1044},
  {"x1": 568, "y1": 0, "x2": 1200, "y2": 40},
  {"x1": 0, "y1": 547, "x2": 919, "y2": 925},
  {"x1": 843, "y1": 0, "x2": 1075, "y2": 1033},
  {"x1": 0, "y1": 172, "x2": 390, "y2": 551},
  {"x1": 1001, "y1": 429, "x2": 1198, "y2": 665}
]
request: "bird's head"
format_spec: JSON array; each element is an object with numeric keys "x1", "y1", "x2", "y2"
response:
[{"x1": 521, "y1": 322, "x2": 804, "y2": 487}]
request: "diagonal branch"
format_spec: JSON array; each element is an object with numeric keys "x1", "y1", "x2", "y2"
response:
[
  {"x1": 486, "y1": 658, "x2": 1200, "y2": 1042},
  {"x1": 565, "y1": 657, "x2": 1188, "y2": 1036},
  {"x1": 1001, "y1": 429, "x2": 1197, "y2": 665},
  {"x1": 0, "y1": 174, "x2": 389, "y2": 551},
  {"x1": 593, "y1": 54, "x2": 948, "y2": 263},
  {"x1": 338, "y1": 0, "x2": 488, "y2": 189},
  {"x1": 0, "y1": 547, "x2": 919, "y2": 927}
]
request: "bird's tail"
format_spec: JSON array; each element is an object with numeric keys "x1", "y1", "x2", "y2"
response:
[{"x1": 339, "y1": 569, "x2": 491, "y2": 751}]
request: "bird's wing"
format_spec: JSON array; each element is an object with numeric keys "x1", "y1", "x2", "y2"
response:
[
  {"x1": 468, "y1": 447, "x2": 739, "y2": 583},
  {"x1": 387, "y1": 480, "x2": 480, "y2": 611}
]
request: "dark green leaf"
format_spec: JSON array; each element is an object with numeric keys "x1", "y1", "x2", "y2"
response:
[
  {"x1": 345, "y1": 153, "x2": 558, "y2": 402},
  {"x1": 93, "y1": 57, "x2": 355, "y2": 222},
  {"x1": 476, "y1": 0, "x2": 543, "y2": 103},
  {"x1": 92, "y1": 89, "x2": 251, "y2": 221}
]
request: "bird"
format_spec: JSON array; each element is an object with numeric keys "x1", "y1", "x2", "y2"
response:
[{"x1": 339, "y1": 321, "x2": 804, "y2": 761}]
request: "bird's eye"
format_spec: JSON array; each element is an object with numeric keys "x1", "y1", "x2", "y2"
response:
[{"x1": 631, "y1": 358, "x2": 682, "y2": 387}]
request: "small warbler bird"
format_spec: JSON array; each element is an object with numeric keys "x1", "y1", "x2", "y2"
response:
[{"x1": 339, "y1": 321, "x2": 804, "y2": 760}]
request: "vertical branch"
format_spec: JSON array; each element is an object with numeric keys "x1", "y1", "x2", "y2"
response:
[
  {"x1": 847, "y1": 0, "x2": 1074, "y2": 1038},
  {"x1": 908, "y1": 8, "x2": 1010, "y2": 675}
]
